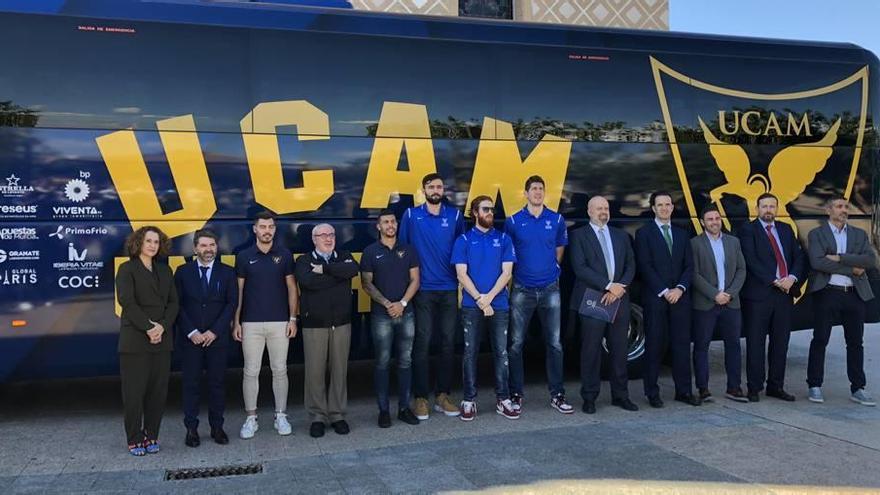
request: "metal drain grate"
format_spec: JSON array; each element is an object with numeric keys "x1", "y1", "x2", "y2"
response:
[{"x1": 165, "y1": 463, "x2": 263, "y2": 480}]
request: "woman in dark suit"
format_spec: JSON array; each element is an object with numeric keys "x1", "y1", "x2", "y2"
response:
[{"x1": 116, "y1": 226, "x2": 178, "y2": 456}]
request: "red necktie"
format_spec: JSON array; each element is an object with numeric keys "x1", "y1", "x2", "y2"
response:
[{"x1": 765, "y1": 224, "x2": 788, "y2": 278}]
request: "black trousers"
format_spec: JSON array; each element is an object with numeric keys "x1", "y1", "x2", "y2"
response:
[
  {"x1": 579, "y1": 298, "x2": 630, "y2": 402},
  {"x1": 643, "y1": 297, "x2": 693, "y2": 398},
  {"x1": 743, "y1": 290, "x2": 793, "y2": 393},
  {"x1": 181, "y1": 342, "x2": 228, "y2": 430},
  {"x1": 807, "y1": 287, "x2": 866, "y2": 393},
  {"x1": 120, "y1": 351, "x2": 171, "y2": 445},
  {"x1": 412, "y1": 290, "x2": 458, "y2": 398},
  {"x1": 692, "y1": 305, "x2": 742, "y2": 391}
]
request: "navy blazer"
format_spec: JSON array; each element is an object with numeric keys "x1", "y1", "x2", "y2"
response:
[
  {"x1": 174, "y1": 259, "x2": 238, "y2": 347},
  {"x1": 738, "y1": 219, "x2": 807, "y2": 300},
  {"x1": 634, "y1": 221, "x2": 693, "y2": 303},
  {"x1": 568, "y1": 224, "x2": 635, "y2": 312}
]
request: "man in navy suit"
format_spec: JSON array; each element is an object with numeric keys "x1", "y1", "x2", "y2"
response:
[
  {"x1": 569, "y1": 196, "x2": 639, "y2": 414},
  {"x1": 635, "y1": 191, "x2": 700, "y2": 408},
  {"x1": 175, "y1": 229, "x2": 238, "y2": 447},
  {"x1": 738, "y1": 192, "x2": 806, "y2": 402}
]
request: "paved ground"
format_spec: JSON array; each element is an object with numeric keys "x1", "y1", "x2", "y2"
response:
[{"x1": 1, "y1": 325, "x2": 879, "y2": 494}]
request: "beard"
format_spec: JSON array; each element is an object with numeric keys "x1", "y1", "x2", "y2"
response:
[
  {"x1": 477, "y1": 215, "x2": 494, "y2": 229},
  {"x1": 425, "y1": 193, "x2": 442, "y2": 205}
]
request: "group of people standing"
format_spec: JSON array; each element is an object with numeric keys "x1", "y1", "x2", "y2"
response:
[{"x1": 115, "y1": 173, "x2": 875, "y2": 456}]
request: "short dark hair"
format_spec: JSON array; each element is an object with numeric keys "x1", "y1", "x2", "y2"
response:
[
  {"x1": 470, "y1": 195, "x2": 493, "y2": 216},
  {"x1": 524, "y1": 175, "x2": 545, "y2": 191},
  {"x1": 421, "y1": 173, "x2": 443, "y2": 188},
  {"x1": 193, "y1": 228, "x2": 219, "y2": 246},
  {"x1": 125, "y1": 226, "x2": 171, "y2": 259},
  {"x1": 700, "y1": 203, "x2": 720, "y2": 219},
  {"x1": 253, "y1": 210, "x2": 275, "y2": 224},
  {"x1": 377, "y1": 209, "x2": 396, "y2": 223},
  {"x1": 826, "y1": 194, "x2": 848, "y2": 206},
  {"x1": 756, "y1": 192, "x2": 778, "y2": 206},
  {"x1": 649, "y1": 191, "x2": 673, "y2": 207}
]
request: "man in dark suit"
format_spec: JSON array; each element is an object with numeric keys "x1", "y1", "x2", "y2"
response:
[
  {"x1": 690, "y1": 204, "x2": 747, "y2": 403},
  {"x1": 569, "y1": 195, "x2": 638, "y2": 414},
  {"x1": 175, "y1": 229, "x2": 238, "y2": 447},
  {"x1": 635, "y1": 191, "x2": 700, "y2": 407},
  {"x1": 738, "y1": 192, "x2": 806, "y2": 402},
  {"x1": 806, "y1": 195, "x2": 876, "y2": 406}
]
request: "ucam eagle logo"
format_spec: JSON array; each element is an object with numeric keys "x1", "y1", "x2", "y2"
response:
[{"x1": 650, "y1": 56, "x2": 869, "y2": 238}]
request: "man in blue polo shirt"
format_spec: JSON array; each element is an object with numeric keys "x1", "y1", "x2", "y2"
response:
[
  {"x1": 361, "y1": 209, "x2": 421, "y2": 428},
  {"x1": 399, "y1": 173, "x2": 465, "y2": 420},
  {"x1": 452, "y1": 195, "x2": 518, "y2": 421},
  {"x1": 504, "y1": 175, "x2": 573, "y2": 415},
  {"x1": 232, "y1": 211, "x2": 298, "y2": 440}
]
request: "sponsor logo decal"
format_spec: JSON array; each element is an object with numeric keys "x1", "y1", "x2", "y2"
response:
[
  {"x1": 0, "y1": 249, "x2": 40, "y2": 263},
  {"x1": 52, "y1": 243, "x2": 104, "y2": 272},
  {"x1": 1, "y1": 268, "x2": 37, "y2": 286},
  {"x1": 0, "y1": 227, "x2": 38, "y2": 240},
  {"x1": 0, "y1": 174, "x2": 34, "y2": 198},
  {"x1": 53, "y1": 171, "x2": 103, "y2": 219}
]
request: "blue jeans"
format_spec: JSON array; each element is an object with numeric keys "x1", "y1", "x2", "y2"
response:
[
  {"x1": 461, "y1": 307, "x2": 510, "y2": 402},
  {"x1": 509, "y1": 282, "x2": 564, "y2": 397},
  {"x1": 372, "y1": 311, "x2": 416, "y2": 412}
]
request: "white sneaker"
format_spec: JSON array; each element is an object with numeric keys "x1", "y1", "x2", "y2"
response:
[
  {"x1": 274, "y1": 412, "x2": 292, "y2": 435},
  {"x1": 851, "y1": 389, "x2": 876, "y2": 406},
  {"x1": 240, "y1": 415, "x2": 258, "y2": 439},
  {"x1": 808, "y1": 387, "x2": 824, "y2": 403}
]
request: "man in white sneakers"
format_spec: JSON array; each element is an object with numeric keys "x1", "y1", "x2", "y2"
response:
[{"x1": 233, "y1": 211, "x2": 298, "y2": 438}]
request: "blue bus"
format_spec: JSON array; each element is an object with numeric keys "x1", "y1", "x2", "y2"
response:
[{"x1": 1, "y1": 0, "x2": 878, "y2": 381}]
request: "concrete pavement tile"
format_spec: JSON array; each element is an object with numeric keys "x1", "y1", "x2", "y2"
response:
[
  {"x1": 296, "y1": 478, "x2": 347, "y2": 494},
  {"x1": 338, "y1": 474, "x2": 391, "y2": 494},
  {"x1": 376, "y1": 465, "x2": 475, "y2": 492},
  {"x1": 48, "y1": 471, "x2": 100, "y2": 491},
  {"x1": 9, "y1": 474, "x2": 58, "y2": 494}
]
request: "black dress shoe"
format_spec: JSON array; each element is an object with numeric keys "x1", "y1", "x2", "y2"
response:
[
  {"x1": 309, "y1": 422, "x2": 325, "y2": 438},
  {"x1": 211, "y1": 428, "x2": 229, "y2": 445},
  {"x1": 747, "y1": 390, "x2": 761, "y2": 402},
  {"x1": 582, "y1": 400, "x2": 596, "y2": 415},
  {"x1": 331, "y1": 420, "x2": 350, "y2": 435},
  {"x1": 378, "y1": 411, "x2": 392, "y2": 428},
  {"x1": 647, "y1": 395, "x2": 664, "y2": 408},
  {"x1": 698, "y1": 388, "x2": 713, "y2": 403},
  {"x1": 185, "y1": 428, "x2": 200, "y2": 448},
  {"x1": 674, "y1": 393, "x2": 702, "y2": 406},
  {"x1": 766, "y1": 389, "x2": 796, "y2": 402},
  {"x1": 397, "y1": 408, "x2": 419, "y2": 426},
  {"x1": 611, "y1": 398, "x2": 639, "y2": 411}
]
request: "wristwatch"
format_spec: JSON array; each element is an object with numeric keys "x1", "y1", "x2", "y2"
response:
[
  {"x1": 289, "y1": 316, "x2": 298, "y2": 322},
  {"x1": 400, "y1": 299, "x2": 408, "y2": 308}
]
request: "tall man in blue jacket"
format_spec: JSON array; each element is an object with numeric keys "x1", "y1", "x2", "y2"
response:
[
  {"x1": 175, "y1": 229, "x2": 238, "y2": 447},
  {"x1": 738, "y1": 192, "x2": 806, "y2": 402},
  {"x1": 635, "y1": 191, "x2": 700, "y2": 408},
  {"x1": 399, "y1": 173, "x2": 465, "y2": 420}
]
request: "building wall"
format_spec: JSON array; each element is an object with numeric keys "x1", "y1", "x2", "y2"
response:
[
  {"x1": 348, "y1": 0, "x2": 457, "y2": 17},
  {"x1": 349, "y1": 0, "x2": 669, "y2": 30},
  {"x1": 516, "y1": 0, "x2": 668, "y2": 29}
]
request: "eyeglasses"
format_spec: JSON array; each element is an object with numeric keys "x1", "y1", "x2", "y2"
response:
[
  {"x1": 313, "y1": 233, "x2": 336, "y2": 239},
  {"x1": 478, "y1": 206, "x2": 495, "y2": 213}
]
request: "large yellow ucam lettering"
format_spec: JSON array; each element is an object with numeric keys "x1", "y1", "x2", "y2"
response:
[
  {"x1": 96, "y1": 115, "x2": 216, "y2": 238},
  {"x1": 360, "y1": 102, "x2": 437, "y2": 208},
  {"x1": 465, "y1": 117, "x2": 571, "y2": 216},
  {"x1": 240, "y1": 100, "x2": 334, "y2": 213}
]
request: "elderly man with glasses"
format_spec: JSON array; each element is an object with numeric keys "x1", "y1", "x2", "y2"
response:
[{"x1": 295, "y1": 223, "x2": 360, "y2": 438}]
